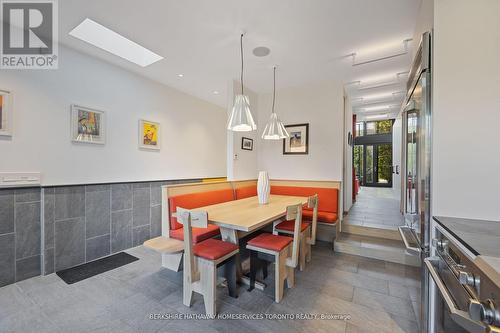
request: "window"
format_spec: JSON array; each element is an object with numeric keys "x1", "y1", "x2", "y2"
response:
[
  {"x1": 360, "y1": 120, "x2": 393, "y2": 136},
  {"x1": 355, "y1": 122, "x2": 364, "y2": 137}
]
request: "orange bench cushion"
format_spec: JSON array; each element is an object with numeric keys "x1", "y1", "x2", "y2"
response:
[
  {"x1": 275, "y1": 220, "x2": 310, "y2": 232},
  {"x1": 168, "y1": 188, "x2": 235, "y2": 230},
  {"x1": 270, "y1": 186, "x2": 338, "y2": 224},
  {"x1": 193, "y1": 238, "x2": 239, "y2": 260},
  {"x1": 170, "y1": 224, "x2": 220, "y2": 244},
  {"x1": 235, "y1": 186, "x2": 257, "y2": 200},
  {"x1": 302, "y1": 210, "x2": 338, "y2": 224},
  {"x1": 247, "y1": 233, "x2": 292, "y2": 252}
]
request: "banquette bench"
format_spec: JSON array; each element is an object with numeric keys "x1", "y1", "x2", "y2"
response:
[{"x1": 144, "y1": 179, "x2": 340, "y2": 271}]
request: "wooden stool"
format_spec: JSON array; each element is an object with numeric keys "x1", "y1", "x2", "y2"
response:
[
  {"x1": 177, "y1": 207, "x2": 239, "y2": 317},
  {"x1": 274, "y1": 195, "x2": 318, "y2": 270},
  {"x1": 246, "y1": 203, "x2": 302, "y2": 303}
]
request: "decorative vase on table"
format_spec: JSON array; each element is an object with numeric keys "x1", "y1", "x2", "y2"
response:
[{"x1": 257, "y1": 171, "x2": 270, "y2": 204}]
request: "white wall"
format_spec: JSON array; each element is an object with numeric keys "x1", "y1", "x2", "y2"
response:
[
  {"x1": 432, "y1": 0, "x2": 500, "y2": 221},
  {"x1": 0, "y1": 46, "x2": 227, "y2": 186},
  {"x1": 257, "y1": 81, "x2": 344, "y2": 182},
  {"x1": 412, "y1": 0, "x2": 434, "y2": 57},
  {"x1": 226, "y1": 81, "x2": 259, "y2": 180}
]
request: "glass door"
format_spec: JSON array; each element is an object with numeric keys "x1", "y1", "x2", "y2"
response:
[{"x1": 356, "y1": 143, "x2": 393, "y2": 187}]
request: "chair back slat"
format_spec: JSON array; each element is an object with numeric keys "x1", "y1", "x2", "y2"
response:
[
  {"x1": 177, "y1": 207, "x2": 207, "y2": 283},
  {"x1": 286, "y1": 205, "x2": 298, "y2": 220},
  {"x1": 307, "y1": 195, "x2": 319, "y2": 245},
  {"x1": 287, "y1": 203, "x2": 302, "y2": 268}
]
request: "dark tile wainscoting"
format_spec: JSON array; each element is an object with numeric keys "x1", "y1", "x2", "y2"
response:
[
  {"x1": 0, "y1": 179, "x2": 201, "y2": 287},
  {"x1": 0, "y1": 188, "x2": 41, "y2": 287}
]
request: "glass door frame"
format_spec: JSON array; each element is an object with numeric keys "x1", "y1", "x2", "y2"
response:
[
  {"x1": 360, "y1": 143, "x2": 393, "y2": 188},
  {"x1": 354, "y1": 121, "x2": 394, "y2": 188}
]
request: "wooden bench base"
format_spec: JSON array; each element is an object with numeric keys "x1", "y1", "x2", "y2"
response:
[{"x1": 144, "y1": 237, "x2": 184, "y2": 272}]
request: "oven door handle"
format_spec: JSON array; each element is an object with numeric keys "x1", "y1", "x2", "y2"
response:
[
  {"x1": 399, "y1": 226, "x2": 421, "y2": 256},
  {"x1": 425, "y1": 257, "x2": 488, "y2": 333}
]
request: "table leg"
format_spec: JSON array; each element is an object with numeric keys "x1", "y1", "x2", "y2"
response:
[{"x1": 219, "y1": 227, "x2": 266, "y2": 291}]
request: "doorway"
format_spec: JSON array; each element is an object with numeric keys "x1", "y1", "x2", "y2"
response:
[{"x1": 354, "y1": 120, "x2": 394, "y2": 188}]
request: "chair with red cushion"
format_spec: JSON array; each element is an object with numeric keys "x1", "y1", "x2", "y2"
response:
[
  {"x1": 274, "y1": 194, "x2": 318, "y2": 271},
  {"x1": 246, "y1": 203, "x2": 302, "y2": 303},
  {"x1": 177, "y1": 207, "x2": 239, "y2": 316}
]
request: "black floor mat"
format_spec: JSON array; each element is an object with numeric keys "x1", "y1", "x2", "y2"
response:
[{"x1": 56, "y1": 252, "x2": 139, "y2": 284}]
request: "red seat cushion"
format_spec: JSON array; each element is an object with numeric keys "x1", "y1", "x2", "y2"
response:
[
  {"x1": 193, "y1": 239, "x2": 239, "y2": 260},
  {"x1": 170, "y1": 224, "x2": 220, "y2": 243},
  {"x1": 168, "y1": 189, "x2": 234, "y2": 230},
  {"x1": 275, "y1": 220, "x2": 310, "y2": 232},
  {"x1": 247, "y1": 233, "x2": 293, "y2": 252},
  {"x1": 302, "y1": 210, "x2": 338, "y2": 223},
  {"x1": 270, "y1": 186, "x2": 338, "y2": 215},
  {"x1": 235, "y1": 186, "x2": 257, "y2": 200}
]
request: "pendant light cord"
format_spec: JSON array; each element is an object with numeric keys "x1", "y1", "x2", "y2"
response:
[
  {"x1": 272, "y1": 66, "x2": 276, "y2": 113},
  {"x1": 240, "y1": 34, "x2": 244, "y2": 95}
]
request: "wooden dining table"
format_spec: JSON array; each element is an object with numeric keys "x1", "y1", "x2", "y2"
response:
[{"x1": 196, "y1": 194, "x2": 309, "y2": 289}]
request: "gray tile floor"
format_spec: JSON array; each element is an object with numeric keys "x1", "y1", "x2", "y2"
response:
[
  {"x1": 0, "y1": 242, "x2": 420, "y2": 333},
  {"x1": 345, "y1": 187, "x2": 405, "y2": 229}
]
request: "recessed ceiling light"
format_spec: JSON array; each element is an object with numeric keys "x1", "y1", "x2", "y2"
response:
[
  {"x1": 366, "y1": 114, "x2": 389, "y2": 120},
  {"x1": 69, "y1": 18, "x2": 163, "y2": 67},
  {"x1": 363, "y1": 105, "x2": 391, "y2": 112},
  {"x1": 177, "y1": 74, "x2": 184, "y2": 78},
  {"x1": 213, "y1": 91, "x2": 219, "y2": 95},
  {"x1": 253, "y1": 46, "x2": 271, "y2": 57}
]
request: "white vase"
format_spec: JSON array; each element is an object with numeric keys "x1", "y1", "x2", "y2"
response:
[{"x1": 257, "y1": 171, "x2": 270, "y2": 204}]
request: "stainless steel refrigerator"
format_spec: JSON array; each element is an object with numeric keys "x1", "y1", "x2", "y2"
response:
[{"x1": 398, "y1": 31, "x2": 432, "y2": 333}]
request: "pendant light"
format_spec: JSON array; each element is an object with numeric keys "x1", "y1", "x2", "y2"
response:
[
  {"x1": 227, "y1": 34, "x2": 257, "y2": 132},
  {"x1": 262, "y1": 66, "x2": 289, "y2": 140}
]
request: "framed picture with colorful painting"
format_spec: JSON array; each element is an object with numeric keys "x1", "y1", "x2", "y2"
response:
[
  {"x1": 0, "y1": 89, "x2": 13, "y2": 137},
  {"x1": 139, "y1": 119, "x2": 160, "y2": 150},
  {"x1": 71, "y1": 105, "x2": 106, "y2": 144},
  {"x1": 283, "y1": 123, "x2": 309, "y2": 155}
]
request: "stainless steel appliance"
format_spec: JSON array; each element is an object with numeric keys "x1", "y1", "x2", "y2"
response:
[
  {"x1": 398, "y1": 31, "x2": 433, "y2": 332},
  {"x1": 425, "y1": 228, "x2": 500, "y2": 332}
]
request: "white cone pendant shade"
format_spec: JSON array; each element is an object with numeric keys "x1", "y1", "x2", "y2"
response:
[
  {"x1": 227, "y1": 94, "x2": 257, "y2": 131},
  {"x1": 262, "y1": 66, "x2": 289, "y2": 140},
  {"x1": 228, "y1": 33, "x2": 256, "y2": 132},
  {"x1": 261, "y1": 113, "x2": 289, "y2": 139}
]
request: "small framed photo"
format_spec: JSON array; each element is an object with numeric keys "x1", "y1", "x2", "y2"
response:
[
  {"x1": 241, "y1": 137, "x2": 253, "y2": 151},
  {"x1": 71, "y1": 105, "x2": 106, "y2": 144},
  {"x1": 0, "y1": 89, "x2": 13, "y2": 137},
  {"x1": 283, "y1": 123, "x2": 309, "y2": 155},
  {"x1": 139, "y1": 119, "x2": 160, "y2": 150}
]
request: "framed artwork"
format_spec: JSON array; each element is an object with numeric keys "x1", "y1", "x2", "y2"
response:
[
  {"x1": 0, "y1": 90, "x2": 12, "y2": 137},
  {"x1": 71, "y1": 105, "x2": 106, "y2": 144},
  {"x1": 241, "y1": 137, "x2": 253, "y2": 151},
  {"x1": 139, "y1": 119, "x2": 160, "y2": 150},
  {"x1": 283, "y1": 123, "x2": 309, "y2": 155}
]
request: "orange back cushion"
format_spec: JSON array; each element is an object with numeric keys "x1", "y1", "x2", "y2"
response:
[
  {"x1": 270, "y1": 186, "x2": 338, "y2": 213},
  {"x1": 235, "y1": 186, "x2": 257, "y2": 200},
  {"x1": 168, "y1": 189, "x2": 235, "y2": 230}
]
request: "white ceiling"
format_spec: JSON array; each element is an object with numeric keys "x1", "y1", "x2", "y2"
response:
[{"x1": 59, "y1": 0, "x2": 422, "y2": 109}]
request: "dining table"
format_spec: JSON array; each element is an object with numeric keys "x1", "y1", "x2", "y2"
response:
[{"x1": 196, "y1": 194, "x2": 309, "y2": 289}]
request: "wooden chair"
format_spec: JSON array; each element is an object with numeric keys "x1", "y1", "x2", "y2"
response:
[
  {"x1": 273, "y1": 194, "x2": 318, "y2": 271},
  {"x1": 177, "y1": 207, "x2": 239, "y2": 317},
  {"x1": 246, "y1": 203, "x2": 302, "y2": 303}
]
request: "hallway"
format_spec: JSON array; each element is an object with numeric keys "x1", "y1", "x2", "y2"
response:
[{"x1": 345, "y1": 187, "x2": 404, "y2": 229}]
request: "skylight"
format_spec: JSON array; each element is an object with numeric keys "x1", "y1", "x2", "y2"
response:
[{"x1": 69, "y1": 18, "x2": 163, "y2": 67}]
